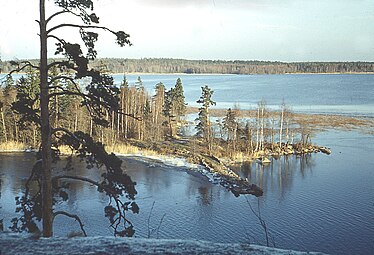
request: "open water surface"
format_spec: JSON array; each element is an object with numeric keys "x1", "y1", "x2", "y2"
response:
[
  {"x1": 112, "y1": 74, "x2": 374, "y2": 117},
  {"x1": 0, "y1": 129, "x2": 373, "y2": 255},
  {"x1": 1, "y1": 74, "x2": 374, "y2": 254}
]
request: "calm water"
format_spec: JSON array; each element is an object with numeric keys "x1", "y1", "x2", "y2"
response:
[
  {"x1": 0, "y1": 130, "x2": 373, "y2": 255},
  {"x1": 1, "y1": 74, "x2": 373, "y2": 254},
  {"x1": 112, "y1": 74, "x2": 374, "y2": 117}
]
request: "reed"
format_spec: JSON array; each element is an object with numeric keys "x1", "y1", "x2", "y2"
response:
[
  {"x1": 106, "y1": 143, "x2": 158, "y2": 156},
  {"x1": 0, "y1": 141, "x2": 27, "y2": 151}
]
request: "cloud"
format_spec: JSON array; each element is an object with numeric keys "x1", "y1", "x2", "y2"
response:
[{"x1": 135, "y1": 0, "x2": 216, "y2": 7}]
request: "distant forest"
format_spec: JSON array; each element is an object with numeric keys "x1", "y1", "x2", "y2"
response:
[{"x1": 1, "y1": 58, "x2": 374, "y2": 74}]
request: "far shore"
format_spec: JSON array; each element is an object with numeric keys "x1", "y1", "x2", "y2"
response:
[{"x1": 2, "y1": 71, "x2": 374, "y2": 76}]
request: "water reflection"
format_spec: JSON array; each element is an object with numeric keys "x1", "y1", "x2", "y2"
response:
[
  {"x1": 0, "y1": 174, "x2": 2, "y2": 200},
  {"x1": 0, "y1": 152, "x2": 317, "y2": 220},
  {"x1": 197, "y1": 186, "x2": 213, "y2": 205},
  {"x1": 232, "y1": 154, "x2": 316, "y2": 199},
  {"x1": 1, "y1": 140, "x2": 373, "y2": 255}
]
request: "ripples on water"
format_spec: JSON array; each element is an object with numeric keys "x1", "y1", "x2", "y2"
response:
[
  {"x1": 0, "y1": 130, "x2": 373, "y2": 255},
  {"x1": 1, "y1": 74, "x2": 374, "y2": 254}
]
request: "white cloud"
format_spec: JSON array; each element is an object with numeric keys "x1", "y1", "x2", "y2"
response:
[{"x1": 0, "y1": 0, "x2": 373, "y2": 61}]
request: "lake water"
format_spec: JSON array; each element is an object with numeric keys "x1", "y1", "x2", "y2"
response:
[
  {"x1": 6, "y1": 73, "x2": 374, "y2": 116},
  {"x1": 1, "y1": 74, "x2": 374, "y2": 254},
  {"x1": 1, "y1": 130, "x2": 373, "y2": 255},
  {"x1": 112, "y1": 74, "x2": 374, "y2": 117}
]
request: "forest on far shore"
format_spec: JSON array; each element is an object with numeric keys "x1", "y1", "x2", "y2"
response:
[{"x1": 1, "y1": 58, "x2": 374, "y2": 75}]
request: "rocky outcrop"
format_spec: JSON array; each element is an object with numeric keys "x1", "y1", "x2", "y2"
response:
[{"x1": 0, "y1": 233, "x2": 327, "y2": 255}]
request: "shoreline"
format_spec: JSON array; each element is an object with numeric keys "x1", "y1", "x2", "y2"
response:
[
  {"x1": 2, "y1": 71, "x2": 374, "y2": 76},
  {"x1": 1, "y1": 105, "x2": 372, "y2": 197}
]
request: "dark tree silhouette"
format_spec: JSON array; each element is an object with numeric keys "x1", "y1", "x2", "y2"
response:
[
  {"x1": 196, "y1": 85, "x2": 216, "y2": 153},
  {"x1": 163, "y1": 78, "x2": 187, "y2": 137},
  {"x1": 8, "y1": 0, "x2": 137, "y2": 238}
]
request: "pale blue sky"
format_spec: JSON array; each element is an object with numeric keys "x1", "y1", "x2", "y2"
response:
[{"x1": 1, "y1": 0, "x2": 373, "y2": 61}]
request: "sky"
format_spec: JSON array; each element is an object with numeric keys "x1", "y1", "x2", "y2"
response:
[{"x1": 0, "y1": 0, "x2": 374, "y2": 62}]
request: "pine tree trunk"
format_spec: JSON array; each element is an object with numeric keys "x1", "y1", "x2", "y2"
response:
[{"x1": 39, "y1": 0, "x2": 53, "y2": 237}]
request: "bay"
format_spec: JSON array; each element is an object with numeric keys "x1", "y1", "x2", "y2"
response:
[
  {"x1": 1, "y1": 129, "x2": 373, "y2": 255},
  {"x1": 1, "y1": 74, "x2": 373, "y2": 255}
]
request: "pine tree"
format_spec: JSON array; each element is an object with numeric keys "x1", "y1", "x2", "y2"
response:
[
  {"x1": 195, "y1": 85, "x2": 216, "y2": 152},
  {"x1": 173, "y1": 78, "x2": 186, "y2": 118},
  {"x1": 163, "y1": 78, "x2": 186, "y2": 137},
  {"x1": 8, "y1": 0, "x2": 137, "y2": 238},
  {"x1": 223, "y1": 108, "x2": 238, "y2": 141}
]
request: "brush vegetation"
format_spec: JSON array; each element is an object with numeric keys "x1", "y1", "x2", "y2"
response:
[{"x1": 3, "y1": 68, "x2": 370, "y2": 196}]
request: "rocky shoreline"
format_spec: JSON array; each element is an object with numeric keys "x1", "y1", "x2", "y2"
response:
[{"x1": 124, "y1": 138, "x2": 332, "y2": 198}]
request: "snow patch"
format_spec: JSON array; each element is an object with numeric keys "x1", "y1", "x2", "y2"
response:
[{"x1": 116, "y1": 153, "x2": 221, "y2": 184}]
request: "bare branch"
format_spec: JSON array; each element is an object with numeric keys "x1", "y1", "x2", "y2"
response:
[
  {"x1": 53, "y1": 175, "x2": 113, "y2": 195},
  {"x1": 47, "y1": 34, "x2": 65, "y2": 45},
  {"x1": 47, "y1": 60, "x2": 71, "y2": 71},
  {"x1": 147, "y1": 201, "x2": 155, "y2": 238},
  {"x1": 245, "y1": 196, "x2": 275, "y2": 248},
  {"x1": 48, "y1": 75, "x2": 78, "y2": 86},
  {"x1": 48, "y1": 23, "x2": 115, "y2": 35},
  {"x1": 156, "y1": 213, "x2": 166, "y2": 239},
  {"x1": 8, "y1": 61, "x2": 39, "y2": 76},
  {"x1": 46, "y1": 10, "x2": 69, "y2": 24},
  {"x1": 52, "y1": 127, "x2": 80, "y2": 141},
  {"x1": 53, "y1": 211, "x2": 87, "y2": 237}
]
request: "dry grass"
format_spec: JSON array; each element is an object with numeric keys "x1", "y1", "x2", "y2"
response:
[
  {"x1": 230, "y1": 152, "x2": 254, "y2": 163},
  {"x1": 0, "y1": 141, "x2": 27, "y2": 151},
  {"x1": 187, "y1": 106, "x2": 374, "y2": 133},
  {"x1": 55, "y1": 143, "x2": 159, "y2": 157},
  {"x1": 293, "y1": 113, "x2": 374, "y2": 131},
  {"x1": 106, "y1": 143, "x2": 159, "y2": 157}
]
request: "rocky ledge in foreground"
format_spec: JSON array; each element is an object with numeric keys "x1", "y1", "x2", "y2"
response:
[{"x1": 0, "y1": 233, "x2": 327, "y2": 255}]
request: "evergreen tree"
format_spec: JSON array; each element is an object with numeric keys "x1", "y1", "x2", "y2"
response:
[
  {"x1": 8, "y1": 0, "x2": 137, "y2": 238},
  {"x1": 163, "y1": 87, "x2": 176, "y2": 137},
  {"x1": 173, "y1": 78, "x2": 186, "y2": 118},
  {"x1": 135, "y1": 76, "x2": 143, "y2": 88},
  {"x1": 163, "y1": 78, "x2": 186, "y2": 137},
  {"x1": 195, "y1": 85, "x2": 216, "y2": 152},
  {"x1": 223, "y1": 108, "x2": 238, "y2": 141}
]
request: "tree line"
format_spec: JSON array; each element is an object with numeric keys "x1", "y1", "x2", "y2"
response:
[
  {"x1": 2, "y1": 58, "x2": 374, "y2": 75},
  {"x1": 0, "y1": 69, "x2": 187, "y2": 149},
  {"x1": 1, "y1": 65, "x2": 320, "y2": 237},
  {"x1": 1, "y1": 67, "x2": 315, "y2": 162}
]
